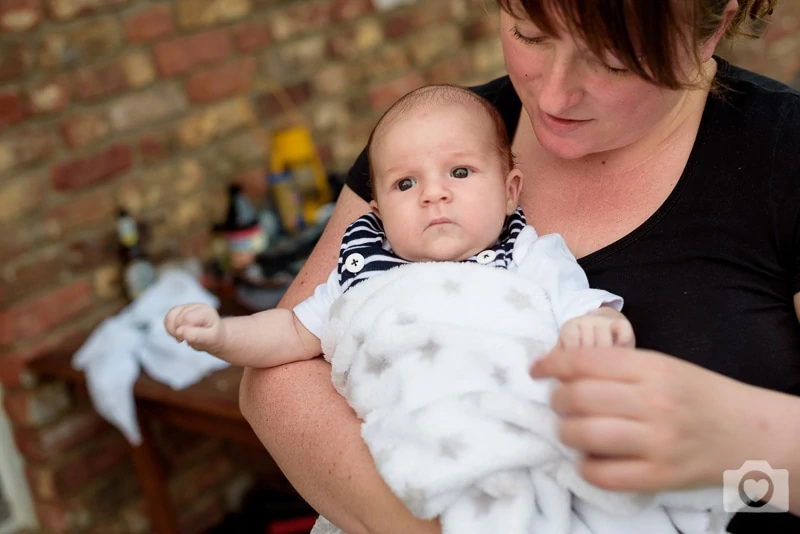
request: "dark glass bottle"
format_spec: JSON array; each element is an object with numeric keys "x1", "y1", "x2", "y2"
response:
[{"x1": 117, "y1": 209, "x2": 156, "y2": 300}]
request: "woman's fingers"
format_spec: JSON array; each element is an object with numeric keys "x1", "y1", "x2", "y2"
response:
[
  {"x1": 532, "y1": 347, "x2": 645, "y2": 382},
  {"x1": 550, "y1": 380, "x2": 643, "y2": 419},
  {"x1": 558, "y1": 416, "x2": 649, "y2": 458},
  {"x1": 578, "y1": 456, "x2": 661, "y2": 492}
]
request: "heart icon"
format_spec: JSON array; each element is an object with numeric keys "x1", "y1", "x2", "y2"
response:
[{"x1": 743, "y1": 479, "x2": 770, "y2": 502}]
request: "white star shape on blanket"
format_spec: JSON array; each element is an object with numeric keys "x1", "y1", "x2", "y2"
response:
[
  {"x1": 418, "y1": 339, "x2": 441, "y2": 362},
  {"x1": 505, "y1": 288, "x2": 533, "y2": 311},
  {"x1": 518, "y1": 337, "x2": 547, "y2": 359},
  {"x1": 439, "y1": 436, "x2": 466, "y2": 459},
  {"x1": 365, "y1": 352, "x2": 390, "y2": 375},
  {"x1": 329, "y1": 296, "x2": 347, "y2": 320}
]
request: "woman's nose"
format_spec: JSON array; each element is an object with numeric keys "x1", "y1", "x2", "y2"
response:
[{"x1": 537, "y1": 53, "x2": 584, "y2": 115}]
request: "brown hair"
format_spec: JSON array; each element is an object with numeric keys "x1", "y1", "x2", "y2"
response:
[
  {"x1": 498, "y1": 0, "x2": 778, "y2": 89},
  {"x1": 366, "y1": 84, "x2": 515, "y2": 197}
]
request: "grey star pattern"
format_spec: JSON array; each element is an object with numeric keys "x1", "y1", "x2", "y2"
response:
[
  {"x1": 353, "y1": 331, "x2": 366, "y2": 348},
  {"x1": 491, "y1": 365, "x2": 508, "y2": 386},
  {"x1": 506, "y1": 288, "x2": 533, "y2": 311},
  {"x1": 442, "y1": 279, "x2": 461, "y2": 295},
  {"x1": 438, "y1": 436, "x2": 466, "y2": 460},
  {"x1": 418, "y1": 339, "x2": 441, "y2": 362},
  {"x1": 473, "y1": 491, "x2": 498, "y2": 516},
  {"x1": 502, "y1": 421, "x2": 528, "y2": 436},
  {"x1": 397, "y1": 312, "x2": 417, "y2": 326},
  {"x1": 403, "y1": 486, "x2": 427, "y2": 517},
  {"x1": 365, "y1": 352, "x2": 390, "y2": 375}
]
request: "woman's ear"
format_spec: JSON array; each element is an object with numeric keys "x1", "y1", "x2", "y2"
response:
[
  {"x1": 505, "y1": 168, "x2": 523, "y2": 215},
  {"x1": 700, "y1": 0, "x2": 739, "y2": 61}
]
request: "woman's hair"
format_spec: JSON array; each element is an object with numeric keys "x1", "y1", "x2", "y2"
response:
[
  {"x1": 498, "y1": 0, "x2": 778, "y2": 89},
  {"x1": 366, "y1": 84, "x2": 515, "y2": 197}
]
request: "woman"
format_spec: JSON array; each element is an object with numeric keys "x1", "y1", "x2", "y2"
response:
[{"x1": 240, "y1": 0, "x2": 800, "y2": 532}]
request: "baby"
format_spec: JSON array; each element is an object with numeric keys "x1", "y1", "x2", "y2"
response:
[{"x1": 165, "y1": 84, "x2": 634, "y2": 365}]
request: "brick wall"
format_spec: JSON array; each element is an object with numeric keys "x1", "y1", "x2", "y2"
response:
[{"x1": 1, "y1": 0, "x2": 798, "y2": 532}]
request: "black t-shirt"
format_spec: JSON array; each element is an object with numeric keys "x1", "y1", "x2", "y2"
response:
[{"x1": 346, "y1": 58, "x2": 800, "y2": 532}]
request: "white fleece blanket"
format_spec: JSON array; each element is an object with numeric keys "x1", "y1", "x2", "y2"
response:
[{"x1": 314, "y1": 261, "x2": 733, "y2": 534}]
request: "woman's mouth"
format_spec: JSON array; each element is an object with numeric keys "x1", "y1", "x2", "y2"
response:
[{"x1": 539, "y1": 110, "x2": 592, "y2": 134}]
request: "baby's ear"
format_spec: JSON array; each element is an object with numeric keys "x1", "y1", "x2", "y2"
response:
[
  {"x1": 369, "y1": 200, "x2": 381, "y2": 219},
  {"x1": 505, "y1": 168, "x2": 523, "y2": 214}
]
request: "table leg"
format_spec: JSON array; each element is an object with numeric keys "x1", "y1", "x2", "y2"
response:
[{"x1": 130, "y1": 405, "x2": 181, "y2": 534}]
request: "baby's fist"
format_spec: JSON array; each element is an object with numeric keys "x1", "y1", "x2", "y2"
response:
[
  {"x1": 559, "y1": 310, "x2": 635, "y2": 350},
  {"x1": 164, "y1": 303, "x2": 224, "y2": 353}
]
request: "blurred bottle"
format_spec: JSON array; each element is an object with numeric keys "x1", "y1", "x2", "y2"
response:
[
  {"x1": 117, "y1": 209, "x2": 156, "y2": 300},
  {"x1": 222, "y1": 184, "x2": 267, "y2": 270},
  {"x1": 270, "y1": 126, "x2": 332, "y2": 225},
  {"x1": 269, "y1": 169, "x2": 305, "y2": 235}
]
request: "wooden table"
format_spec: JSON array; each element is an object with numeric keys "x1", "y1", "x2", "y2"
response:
[{"x1": 30, "y1": 352, "x2": 262, "y2": 534}]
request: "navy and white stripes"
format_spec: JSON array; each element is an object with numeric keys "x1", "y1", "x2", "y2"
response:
[{"x1": 338, "y1": 207, "x2": 527, "y2": 293}]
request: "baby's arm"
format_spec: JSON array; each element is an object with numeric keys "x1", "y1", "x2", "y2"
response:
[
  {"x1": 559, "y1": 306, "x2": 635, "y2": 349},
  {"x1": 164, "y1": 303, "x2": 321, "y2": 368}
]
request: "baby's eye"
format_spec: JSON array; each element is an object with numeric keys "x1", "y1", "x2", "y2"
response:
[
  {"x1": 397, "y1": 178, "x2": 416, "y2": 191},
  {"x1": 451, "y1": 167, "x2": 471, "y2": 179}
]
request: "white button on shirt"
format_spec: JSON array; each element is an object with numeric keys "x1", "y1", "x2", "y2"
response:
[
  {"x1": 476, "y1": 250, "x2": 497, "y2": 264},
  {"x1": 344, "y1": 253, "x2": 365, "y2": 273}
]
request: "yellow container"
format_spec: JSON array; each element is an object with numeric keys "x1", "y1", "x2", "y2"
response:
[{"x1": 270, "y1": 126, "x2": 332, "y2": 224}]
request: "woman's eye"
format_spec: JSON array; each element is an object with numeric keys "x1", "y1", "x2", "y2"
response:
[
  {"x1": 397, "y1": 178, "x2": 415, "y2": 191},
  {"x1": 451, "y1": 167, "x2": 471, "y2": 179},
  {"x1": 511, "y1": 27, "x2": 546, "y2": 45}
]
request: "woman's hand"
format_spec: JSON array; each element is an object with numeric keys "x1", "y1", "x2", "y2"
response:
[{"x1": 530, "y1": 346, "x2": 774, "y2": 493}]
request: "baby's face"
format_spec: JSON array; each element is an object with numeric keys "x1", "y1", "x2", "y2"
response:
[{"x1": 370, "y1": 103, "x2": 521, "y2": 262}]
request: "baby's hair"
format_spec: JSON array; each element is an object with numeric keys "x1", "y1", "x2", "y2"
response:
[{"x1": 366, "y1": 84, "x2": 515, "y2": 197}]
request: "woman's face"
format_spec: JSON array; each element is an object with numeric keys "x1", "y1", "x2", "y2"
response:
[{"x1": 499, "y1": 8, "x2": 690, "y2": 160}]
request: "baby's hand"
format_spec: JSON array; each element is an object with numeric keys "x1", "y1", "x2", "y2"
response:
[
  {"x1": 164, "y1": 303, "x2": 224, "y2": 353},
  {"x1": 559, "y1": 310, "x2": 635, "y2": 349}
]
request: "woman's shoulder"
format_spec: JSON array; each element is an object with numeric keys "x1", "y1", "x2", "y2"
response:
[{"x1": 711, "y1": 57, "x2": 799, "y2": 126}]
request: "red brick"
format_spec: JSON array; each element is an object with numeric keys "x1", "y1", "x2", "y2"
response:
[
  {"x1": 0, "y1": 127, "x2": 54, "y2": 174},
  {"x1": 0, "y1": 40, "x2": 31, "y2": 81},
  {"x1": 139, "y1": 129, "x2": 178, "y2": 164},
  {"x1": 124, "y1": 5, "x2": 173, "y2": 43},
  {"x1": 26, "y1": 433, "x2": 129, "y2": 499},
  {"x1": 425, "y1": 50, "x2": 473, "y2": 85},
  {"x1": 0, "y1": 89, "x2": 25, "y2": 129},
  {"x1": 72, "y1": 61, "x2": 127, "y2": 100},
  {"x1": 0, "y1": 280, "x2": 94, "y2": 346},
  {"x1": 0, "y1": 0, "x2": 42, "y2": 32},
  {"x1": 0, "y1": 326, "x2": 84, "y2": 387},
  {"x1": 15, "y1": 407, "x2": 110, "y2": 462},
  {"x1": 0, "y1": 246, "x2": 60, "y2": 305},
  {"x1": 269, "y1": 2, "x2": 331, "y2": 41},
  {"x1": 51, "y1": 144, "x2": 132, "y2": 191},
  {"x1": 27, "y1": 77, "x2": 70, "y2": 115},
  {"x1": 153, "y1": 29, "x2": 231, "y2": 77},
  {"x1": 2, "y1": 381, "x2": 71, "y2": 428},
  {"x1": 384, "y1": 13, "x2": 413, "y2": 40},
  {"x1": 184, "y1": 58, "x2": 256, "y2": 103},
  {"x1": 67, "y1": 230, "x2": 118, "y2": 271},
  {"x1": 38, "y1": 16, "x2": 121, "y2": 69},
  {"x1": 258, "y1": 81, "x2": 311, "y2": 120},
  {"x1": 233, "y1": 21, "x2": 271, "y2": 52},
  {"x1": 368, "y1": 71, "x2": 425, "y2": 111},
  {"x1": 46, "y1": 0, "x2": 129, "y2": 21},
  {"x1": 60, "y1": 111, "x2": 110, "y2": 148},
  {"x1": 235, "y1": 167, "x2": 267, "y2": 198},
  {"x1": 179, "y1": 229, "x2": 211, "y2": 258},
  {"x1": 45, "y1": 190, "x2": 117, "y2": 237},
  {"x1": 331, "y1": 0, "x2": 372, "y2": 23}
]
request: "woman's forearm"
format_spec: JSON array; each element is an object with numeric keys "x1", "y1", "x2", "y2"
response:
[{"x1": 239, "y1": 359, "x2": 441, "y2": 534}]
